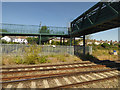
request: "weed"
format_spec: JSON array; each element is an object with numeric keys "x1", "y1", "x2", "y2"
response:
[
  {"x1": 47, "y1": 60, "x2": 51, "y2": 63},
  {"x1": 64, "y1": 53, "x2": 70, "y2": 57},
  {"x1": 39, "y1": 56, "x2": 47, "y2": 63}
]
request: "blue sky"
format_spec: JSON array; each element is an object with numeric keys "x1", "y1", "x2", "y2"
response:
[{"x1": 2, "y1": 2, "x2": 118, "y2": 41}]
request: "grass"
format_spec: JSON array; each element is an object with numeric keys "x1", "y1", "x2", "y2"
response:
[
  {"x1": 2, "y1": 45, "x2": 82, "y2": 65},
  {"x1": 92, "y1": 49, "x2": 118, "y2": 60}
]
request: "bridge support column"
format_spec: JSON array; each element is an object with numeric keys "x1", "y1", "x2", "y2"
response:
[
  {"x1": 83, "y1": 35, "x2": 85, "y2": 55},
  {"x1": 60, "y1": 37, "x2": 62, "y2": 45},
  {"x1": 63, "y1": 37, "x2": 65, "y2": 45},
  {"x1": 73, "y1": 37, "x2": 75, "y2": 55},
  {"x1": 70, "y1": 36, "x2": 72, "y2": 46},
  {"x1": 38, "y1": 35, "x2": 41, "y2": 45}
]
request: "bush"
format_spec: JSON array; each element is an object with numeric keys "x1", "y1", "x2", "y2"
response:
[
  {"x1": 101, "y1": 43, "x2": 110, "y2": 48},
  {"x1": 39, "y1": 56, "x2": 47, "y2": 63},
  {"x1": 23, "y1": 45, "x2": 42, "y2": 64},
  {"x1": 14, "y1": 56, "x2": 24, "y2": 64}
]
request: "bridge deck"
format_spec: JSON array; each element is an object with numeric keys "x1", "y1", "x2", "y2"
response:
[{"x1": 71, "y1": 2, "x2": 120, "y2": 37}]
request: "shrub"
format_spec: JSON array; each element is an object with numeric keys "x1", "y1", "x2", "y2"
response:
[
  {"x1": 101, "y1": 43, "x2": 110, "y2": 48},
  {"x1": 22, "y1": 45, "x2": 42, "y2": 64},
  {"x1": 39, "y1": 56, "x2": 47, "y2": 63},
  {"x1": 14, "y1": 56, "x2": 24, "y2": 64}
]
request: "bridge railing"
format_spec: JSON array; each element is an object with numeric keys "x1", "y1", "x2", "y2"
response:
[{"x1": 0, "y1": 23, "x2": 68, "y2": 35}]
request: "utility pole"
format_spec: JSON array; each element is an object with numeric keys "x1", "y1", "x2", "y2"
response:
[{"x1": 39, "y1": 22, "x2": 42, "y2": 45}]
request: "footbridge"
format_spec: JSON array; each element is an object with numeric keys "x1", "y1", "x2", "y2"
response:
[
  {"x1": 0, "y1": 23, "x2": 69, "y2": 37},
  {"x1": 1, "y1": 1, "x2": 120, "y2": 50},
  {"x1": 70, "y1": 2, "x2": 120, "y2": 37}
]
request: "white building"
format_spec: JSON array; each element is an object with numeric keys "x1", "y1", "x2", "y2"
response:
[
  {"x1": 1, "y1": 36, "x2": 11, "y2": 42},
  {"x1": 94, "y1": 41, "x2": 100, "y2": 45},
  {"x1": 13, "y1": 38, "x2": 28, "y2": 44}
]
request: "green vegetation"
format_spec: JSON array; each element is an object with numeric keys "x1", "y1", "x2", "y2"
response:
[
  {"x1": 39, "y1": 26, "x2": 50, "y2": 43},
  {"x1": 1, "y1": 40, "x2": 20, "y2": 44},
  {"x1": 0, "y1": 29, "x2": 8, "y2": 32},
  {"x1": 26, "y1": 37, "x2": 39, "y2": 44},
  {"x1": 2, "y1": 47, "x2": 82, "y2": 65}
]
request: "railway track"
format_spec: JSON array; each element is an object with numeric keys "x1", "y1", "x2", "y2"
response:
[
  {"x1": 1, "y1": 62, "x2": 119, "y2": 88},
  {"x1": 1, "y1": 68, "x2": 119, "y2": 88},
  {"x1": 1, "y1": 62, "x2": 92, "y2": 71}
]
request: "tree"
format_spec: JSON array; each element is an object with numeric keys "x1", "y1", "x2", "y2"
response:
[
  {"x1": 0, "y1": 29, "x2": 8, "y2": 32},
  {"x1": 26, "y1": 37, "x2": 39, "y2": 44},
  {"x1": 39, "y1": 26, "x2": 50, "y2": 44},
  {"x1": 101, "y1": 43, "x2": 110, "y2": 48}
]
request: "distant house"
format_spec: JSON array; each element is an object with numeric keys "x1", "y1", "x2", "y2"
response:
[
  {"x1": 1, "y1": 36, "x2": 11, "y2": 42},
  {"x1": 94, "y1": 41, "x2": 100, "y2": 45},
  {"x1": 13, "y1": 38, "x2": 28, "y2": 44}
]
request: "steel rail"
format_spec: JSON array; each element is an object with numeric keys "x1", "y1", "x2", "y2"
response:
[
  {"x1": 1, "y1": 62, "x2": 92, "y2": 70},
  {"x1": 47, "y1": 75, "x2": 119, "y2": 89},
  {"x1": 1, "y1": 68, "x2": 118, "y2": 84},
  {"x1": 2, "y1": 67, "x2": 118, "y2": 81},
  {"x1": 1, "y1": 65, "x2": 106, "y2": 74}
]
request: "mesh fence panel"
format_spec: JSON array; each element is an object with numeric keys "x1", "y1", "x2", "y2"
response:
[{"x1": 1, "y1": 44, "x2": 92, "y2": 56}]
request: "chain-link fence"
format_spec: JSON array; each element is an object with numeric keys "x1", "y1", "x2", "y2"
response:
[
  {"x1": 74, "y1": 45, "x2": 92, "y2": 56},
  {"x1": 1, "y1": 44, "x2": 74, "y2": 56},
  {"x1": 1, "y1": 44, "x2": 92, "y2": 56}
]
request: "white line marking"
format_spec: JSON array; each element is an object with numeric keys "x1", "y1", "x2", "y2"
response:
[
  {"x1": 17, "y1": 83, "x2": 23, "y2": 88},
  {"x1": 72, "y1": 76, "x2": 80, "y2": 82},
  {"x1": 32, "y1": 68, "x2": 35, "y2": 70},
  {"x1": 7, "y1": 84, "x2": 12, "y2": 88},
  {"x1": 99, "y1": 73, "x2": 108, "y2": 77},
  {"x1": 40, "y1": 67, "x2": 43, "y2": 69},
  {"x1": 114, "y1": 71, "x2": 119, "y2": 73},
  {"x1": 54, "y1": 78, "x2": 62, "y2": 86},
  {"x1": 84, "y1": 64, "x2": 88, "y2": 66},
  {"x1": 109, "y1": 71, "x2": 118, "y2": 75},
  {"x1": 86, "y1": 75, "x2": 96, "y2": 80},
  {"x1": 47, "y1": 67, "x2": 50, "y2": 69},
  {"x1": 9, "y1": 69, "x2": 13, "y2": 71},
  {"x1": 31, "y1": 81, "x2": 36, "y2": 88},
  {"x1": 43, "y1": 79, "x2": 49, "y2": 88},
  {"x1": 53, "y1": 67, "x2": 56, "y2": 69},
  {"x1": 59, "y1": 66, "x2": 62, "y2": 68},
  {"x1": 18, "y1": 69, "x2": 21, "y2": 71},
  {"x1": 80, "y1": 75, "x2": 89, "y2": 81},
  {"x1": 65, "y1": 66, "x2": 68, "y2": 68},
  {"x1": 105, "y1": 72, "x2": 114, "y2": 76},
  {"x1": 93, "y1": 73, "x2": 104, "y2": 78},
  {"x1": 25, "y1": 68, "x2": 28, "y2": 70},
  {"x1": 79, "y1": 64, "x2": 83, "y2": 66},
  {"x1": 75, "y1": 65, "x2": 79, "y2": 67},
  {"x1": 63, "y1": 77, "x2": 71, "y2": 84}
]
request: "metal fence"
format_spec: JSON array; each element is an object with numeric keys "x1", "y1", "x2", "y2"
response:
[
  {"x1": 1, "y1": 44, "x2": 74, "y2": 56},
  {"x1": 74, "y1": 46, "x2": 92, "y2": 56},
  {"x1": 1, "y1": 44, "x2": 92, "y2": 56}
]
